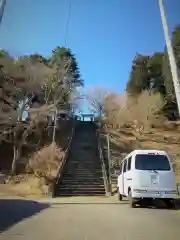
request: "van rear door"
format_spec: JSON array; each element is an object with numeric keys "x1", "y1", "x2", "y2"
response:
[{"x1": 134, "y1": 153, "x2": 175, "y2": 190}]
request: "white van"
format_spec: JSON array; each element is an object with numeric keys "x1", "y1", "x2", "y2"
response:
[{"x1": 117, "y1": 149, "x2": 177, "y2": 208}]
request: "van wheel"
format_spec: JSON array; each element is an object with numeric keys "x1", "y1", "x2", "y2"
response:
[
  {"x1": 165, "y1": 199, "x2": 176, "y2": 209},
  {"x1": 128, "y1": 189, "x2": 135, "y2": 208},
  {"x1": 117, "y1": 189, "x2": 123, "y2": 201}
]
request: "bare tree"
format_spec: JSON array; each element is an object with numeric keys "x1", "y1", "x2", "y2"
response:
[
  {"x1": 0, "y1": 57, "x2": 54, "y2": 172},
  {"x1": 121, "y1": 92, "x2": 164, "y2": 129},
  {"x1": 0, "y1": 52, "x2": 81, "y2": 174},
  {"x1": 103, "y1": 93, "x2": 122, "y2": 128},
  {"x1": 102, "y1": 90, "x2": 165, "y2": 147},
  {"x1": 87, "y1": 86, "x2": 110, "y2": 117}
]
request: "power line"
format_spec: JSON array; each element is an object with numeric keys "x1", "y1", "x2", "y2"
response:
[
  {"x1": 53, "y1": 0, "x2": 73, "y2": 144},
  {"x1": 64, "y1": 0, "x2": 72, "y2": 47}
]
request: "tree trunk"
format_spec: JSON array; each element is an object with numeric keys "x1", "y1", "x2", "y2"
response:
[
  {"x1": 11, "y1": 145, "x2": 21, "y2": 174},
  {"x1": 133, "y1": 126, "x2": 142, "y2": 148},
  {"x1": 11, "y1": 130, "x2": 21, "y2": 174},
  {"x1": 11, "y1": 146, "x2": 17, "y2": 174},
  {"x1": 52, "y1": 109, "x2": 57, "y2": 144}
]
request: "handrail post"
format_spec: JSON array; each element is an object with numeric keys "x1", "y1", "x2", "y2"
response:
[
  {"x1": 96, "y1": 129, "x2": 110, "y2": 196},
  {"x1": 106, "y1": 133, "x2": 112, "y2": 195}
]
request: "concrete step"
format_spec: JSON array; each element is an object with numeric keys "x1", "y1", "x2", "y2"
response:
[
  {"x1": 59, "y1": 180, "x2": 104, "y2": 184},
  {"x1": 62, "y1": 173, "x2": 103, "y2": 176},
  {"x1": 61, "y1": 174, "x2": 103, "y2": 181},
  {"x1": 65, "y1": 160, "x2": 100, "y2": 163},
  {"x1": 65, "y1": 162, "x2": 101, "y2": 165},
  {"x1": 65, "y1": 161, "x2": 101, "y2": 164},
  {"x1": 63, "y1": 169, "x2": 102, "y2": 172},
  {"x1": 63, "y1": 170, "x2": 102, "y2": 174},
  {"x1": 56, "y1": 193, "x2": 106, "y2": 197},
  {"x1": 58, "y1": 179, "x2": 104, "y2": 186},
  {"x1": 64, "y1": 165, "x2": 101, "y2": 169},
  {"x1": 60, "y1": 178, "x2": 104, "y2": 183},
  {"x1": 64, "y1": 163, "x2": 102, "y2": 167},
  {"x1": 64, "y1": 166, "x2": 102, "y2": 169},
  {"x1": 62, "y1": 174, "x2": 103, "y2": 179},
  {"x1": 69, "y1": 150, "x2": 98, "y2": 153},
  {"x1": 62, "y1": 172, "x2": 102, "y2": 175},
  {"x1": 61, "y1": 177, "x2": 103, "y2": 181},
  {"x1": 59, "y1": 176, "x2": 105, "y2": 182},
  {"x1": 64, "y1": 170, "x2": 101, "y2": 173},
  {"x1": 58, "y1": 183, "x2": 105, "y2": 187},
  {"x1": 67, "y1": 158, "x2": 100, "y2": 162},
  {"x1": 60, "y1": 178, "x2": 104, "y2": 182},
  {"x1": 62, "y1": 174, "x2": 103, "y2": 178},
  {"x1": 58, "y1": 186, "x2": 105, "y2": 190},
  {"x1": 71, "y1": 142, "x2": 97, "y2": 145},
  {"x1": 56, "y1": 190, "x2": 106, "y2": 196}
]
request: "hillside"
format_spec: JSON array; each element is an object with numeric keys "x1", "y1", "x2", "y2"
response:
[{"x1": 101, "y1": 122, "x2": 180, "y2": 187}]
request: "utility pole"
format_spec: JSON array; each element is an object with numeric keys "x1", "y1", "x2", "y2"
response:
[
  {"x1": 158, "y1": 0, "x2": 180, "y2": 115},
  {"x1": 0, "y1": 0, "x2": 6, "y2": 25}
]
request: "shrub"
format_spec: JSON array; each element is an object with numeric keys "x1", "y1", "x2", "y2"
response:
[{"x1": 27, "y1": 143, "x2": 64, "y2": 183}]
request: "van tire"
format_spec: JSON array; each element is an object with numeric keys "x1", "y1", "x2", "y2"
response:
[
  {"x1": 117, "y1": 189, "x2": 123, "y2": 201},
  {"x1": 128, "y1": 189, "x2": 135, "y2": 208},
  {"x1": 165, "y1": 199, "x2": 176, "y2": 209}
]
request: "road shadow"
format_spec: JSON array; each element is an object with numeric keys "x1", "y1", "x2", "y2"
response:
[
  {"x1": 0, "y1": 199, "x2": 50, "y2": 233},
  {"x1": 52, "y1": 199, "x2": 180, "y2": 208},
  {"x1": 134, "y1": 199, "x2": 180, "y2": 211},
  {"x1": 51, "y1": 201, "x2": 128, "y2": 205}
]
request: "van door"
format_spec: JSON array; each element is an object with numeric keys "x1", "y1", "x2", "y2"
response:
[
  {"x1": 118, "y1": 162, "x2": 123, "y2": 195},
  {"x1": 122, "y1": 159, "x2": 127, "y2": 196},
  {"x1": 134, "y1": 153, "x2": 175, "y2": 191},
  {"x1": 123, "y1": 156, "x2": 132, "y2": 196}
]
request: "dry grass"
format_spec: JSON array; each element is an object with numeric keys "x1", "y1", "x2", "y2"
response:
[
  {"x1": 1, "y1": 144, "x2": 65, "y2": 197},
  {"x1": 27, "y1": 143, "x2": 64, "y2": 183},
  {"x1": 1, "y1": 174, "x2": 49, "y2": 197}
]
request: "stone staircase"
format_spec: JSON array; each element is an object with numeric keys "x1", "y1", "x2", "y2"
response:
[{"x1": 55, "y1": 121, "x2": 106, "y2": 196}]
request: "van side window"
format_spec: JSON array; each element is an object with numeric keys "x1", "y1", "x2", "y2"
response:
[
  {"x1": 127, "y1": 156, "x2": 132, "y2": 171},
  {"x1": 123, "y1": 160, "x2": 127, "y2": 173}
]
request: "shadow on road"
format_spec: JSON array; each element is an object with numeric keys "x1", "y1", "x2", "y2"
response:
[
  {"x1": 51, "y1": 201, "x2": 128, "y2": 205},
  {"x1": 50, "y1": 198, "x2": 180, "y2": 209},
  {"x1": 133, "y1": 199, "x2": 180, "y2": 210},
  {"x1": 0, "y1": 199, "x2": 50, "y2": 233}
]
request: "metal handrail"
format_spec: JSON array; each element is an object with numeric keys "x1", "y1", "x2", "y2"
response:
[
  {"x1": 55, "y1": 120, "x2": 75, "y2": 184},
  {"x1": 96, "y1": 130, "x2": 110, "y2": 196}
]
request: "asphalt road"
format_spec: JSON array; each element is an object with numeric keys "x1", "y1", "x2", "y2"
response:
[{"x1": 0, "y1": 198, "x2": 180, "y2": 240}]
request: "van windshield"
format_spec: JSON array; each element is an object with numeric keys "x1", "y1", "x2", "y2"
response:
[{"x1": 135, "y1": 154, "x2": 171, "y2": 171}]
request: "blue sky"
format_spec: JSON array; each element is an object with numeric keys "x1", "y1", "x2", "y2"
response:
[{"x1": 0, "y1": 0, "x2": 180, "y2": 95}]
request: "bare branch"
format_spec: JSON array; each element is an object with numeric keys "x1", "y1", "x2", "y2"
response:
[{"x1": 86, "y1": 86, "x2": 110, "y2": 117}]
